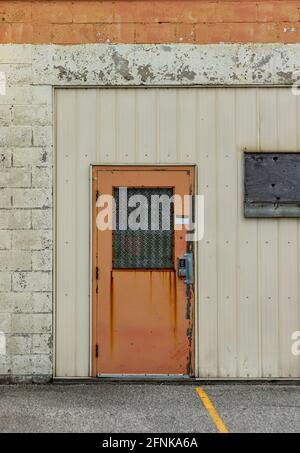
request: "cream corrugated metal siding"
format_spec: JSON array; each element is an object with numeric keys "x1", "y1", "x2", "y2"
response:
[{"x1": 56, "y1": 88, "x2": 300, "y2": 378}]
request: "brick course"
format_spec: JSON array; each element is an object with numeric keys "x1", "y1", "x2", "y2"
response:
[{"x1": 0, "y1": 1, "x2": 300, "y2": 44}]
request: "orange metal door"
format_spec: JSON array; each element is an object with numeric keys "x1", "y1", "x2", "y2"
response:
[{"x1": 92, "y1": 166, "x2": 195, "y2": 376}]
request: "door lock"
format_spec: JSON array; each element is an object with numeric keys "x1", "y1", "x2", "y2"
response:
[{"x1": 178, "y1": 252, "x2": 194, "y2": 284}]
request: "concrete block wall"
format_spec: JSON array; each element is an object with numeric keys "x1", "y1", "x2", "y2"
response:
[{"x1": 0, "y1": 46, "x2": 53, "y2": 382}]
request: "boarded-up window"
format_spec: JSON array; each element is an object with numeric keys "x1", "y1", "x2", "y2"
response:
[{"x1": 244, "y1": 152, "x2": 300, "y2": 217}]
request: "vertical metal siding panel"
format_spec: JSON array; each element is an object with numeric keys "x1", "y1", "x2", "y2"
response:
[
  {"x1": 258, "y1": 89, "x2": 279, "y2": 377},
  {"x1": 136, "y1": 89, "x2": 158, "y2": 163},
  {"x1": 277, "y1": 89, "x2": 299, "y2": 377},
  {"x1": 216, "y1": 89, "x2": 238, "y2": 377},
  {"x1": 158, "y1": 90, "x2": 177, "y2": 163},
  {"x1": 197, "y1": 89, "x2": 218, "y2": 377},
  {"x1": 115, "y1": 89, "x2": 136, "y2": 163},
  {"x1": 56, "y1": 89, "x2": 97, "y2": 377},
  {"x1": 97, "y1": 89, "x2": 117, "y2": 163},
  {"x1": 56, "y1": 90, "x2": 77, "y2": 376},
  {"x1": 74, "y1": 89, "x2": 98, "y2": 376},
  {"x1": 177, "y1": 89, "x2": 197, "y2": 163},
  {"x1": 236, "y1": 89, "x2": 260, "y2": 377}
]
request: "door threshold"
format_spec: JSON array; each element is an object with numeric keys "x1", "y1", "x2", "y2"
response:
[
  {"x1": 95, "y1": 374, "x2": 197, "y2": 383},
  {"x1": 53, "y1": 375, "x2": 197, "y2": 385},
  {"x1": 97, "y1": 374, "x2": 190, "y2": 380}
]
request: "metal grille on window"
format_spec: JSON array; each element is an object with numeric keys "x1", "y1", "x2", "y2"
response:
[{"x1": 113, "y1": 188, "x2": 174, "y2": 269}]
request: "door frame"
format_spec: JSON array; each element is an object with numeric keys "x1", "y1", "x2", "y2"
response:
[{"x1": 90, "y1": 164, "x2": 198, "y2": 378}]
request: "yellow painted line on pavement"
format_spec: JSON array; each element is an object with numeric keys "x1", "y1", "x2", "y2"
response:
[{"x1": 196, "y1": 387, "x2": 229, "y2": 433}]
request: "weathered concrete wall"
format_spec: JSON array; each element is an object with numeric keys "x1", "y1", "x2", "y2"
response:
[
  {"x1": 32, "y1": 43, "x2": 300, "y2": 86},
  {"x1": 1, "y1": 43, "x2": 300, "y2": 380}
]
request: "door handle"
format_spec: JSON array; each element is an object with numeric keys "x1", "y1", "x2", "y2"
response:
[{"x1": 178, "y1": 252, "x2": 194, "y2": 285}]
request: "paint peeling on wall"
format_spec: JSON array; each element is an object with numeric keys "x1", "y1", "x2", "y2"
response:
[{"x1": 30, "y1": 44, "x2": 300, "y2": 87}]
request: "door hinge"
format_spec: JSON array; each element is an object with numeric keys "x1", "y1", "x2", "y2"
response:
[
  {"x1": 95, "y1": 343, "x2": 99, "y2": 358},
  {"x1": 95, "y1": 190, "x2": 99, "y2": 201},
  {"x1": 96, "y1": 266, "x2": 99, "y2": 280}
]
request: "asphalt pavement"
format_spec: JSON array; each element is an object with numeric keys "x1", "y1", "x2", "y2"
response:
[{"x1": 0, "y1": 383, "x2": 299, "y2": 433}]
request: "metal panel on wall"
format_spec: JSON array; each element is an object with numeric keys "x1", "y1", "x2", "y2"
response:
[{"x1": 56, "y1": 87, "x2": 300, "y2": 378}]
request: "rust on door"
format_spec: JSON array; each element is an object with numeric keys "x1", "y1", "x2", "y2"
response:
[{"x1": 92, "y1": 166, "x2": 195, "y2": 376}]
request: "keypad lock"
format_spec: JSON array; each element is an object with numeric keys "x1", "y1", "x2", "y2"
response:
[{"x1": 178, "y1": 252, "x2": 194, "y2": 285}]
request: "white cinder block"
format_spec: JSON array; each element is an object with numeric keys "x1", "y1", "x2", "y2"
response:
[
  {"x1": 0, "y1": 105, "x2": 11, "y2": 126},
  {"x1": 0, "y1": 45, "x2": 32, "y2": 64},
  {"x1": 32, "y1": 334, "x2": 52, "y2": 354},
  {"x1": 2, "y1": 64, "x2": 32, "y2": 86},
  {"x1": 0, "y1": 230, "x2": 11, "y2": 249},
  {"x1": 0, "y1": 149, "x2": 11, "y2": 168},
  {"x1": 32, "y1": 126, "x2": 52, "y2": 147},
  {"x1": 11, "y1": 354, "x2": 32, "y2": 375},
  {"x1": 12, "y1": 188, "x2": 52, "y2": 208},
  {"x1": 12, "y1": 272, "x2": 52, "y2": 292},
  {"x1": 0, "y1": 86, "x2": 32, "y2": 105},
  {"x1": 32, "y1": 209, "x2": 52, "y2": 230},
  {"x1": 8, "y1": 335, "x2": 32, "y2": 354},
  {"x1": 0, "y1": 355, "x2": 11, "y2": 375},
  {"x1": 31, "y1": 292, "x2": 52, "y2": 313},
  {"x1": 12, "y1": 105, "x2": 52, "y2": 126},
  {"x1": 0, "y1": 210, "x2": 31, "y2": 229},
  {"x1": 13, "y1": 147, "x2": 52, "y2": 167},
  {"x1": 0, "y1": 168, "x2": 31, "y2": 188},
  {"x1": 31, "y1": 86, "x2": 52, "y2": 105},
  {"x1": 11, "y1": 313, "x2": 52, "y2": 334},
  {"x1": 0, "y1": 272, "x2": 11, "y2": 291},
  {"x1": 0, "y1": 313, "x2": 11, "y2": 334},
  {"x1": 0, "y1": 250, "x2": 31, "y2": 271},
  {"x1": 0, "y1": 126, "x2": 32, "y2": 147},
  {"x1": 12, "y1": 230, "x2": 52, "y2": 250},
  {"x1": 11, "y1": 292, "x2": 51, "y2": 314},
  {"x1": 32, "y1": 167, "x2": 52, "y2": 188},
  {"x1": 32, "y1": 354, "x2": 52, "y2": 375},
  {"x1": 0, "y1": 189, "x2": 12, "y2": 208},
  {"x1": 32, "y1": 250, "x2": 52, "y2": 271}
]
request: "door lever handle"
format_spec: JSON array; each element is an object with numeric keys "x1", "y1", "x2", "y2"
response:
[{"x1": 178, "y1": 252, "x2": 194, "y2": 285}]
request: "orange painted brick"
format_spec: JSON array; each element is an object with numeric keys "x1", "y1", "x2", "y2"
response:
[
  {"x1": 215, "y1": 2, "x2": 257, "y2": 23},
  {"x1": 114, "y1": 1, "x2": 155, "y2": 23},
  {"x1": 135, "y1": 23, "x2": 176, "y2": 44},
  {"x1": 73, "y1": 1, "x2": 114, "y2": 24},
  {"x1": 11, "y1": 23, "x2": 33, "y2": 42},
  {"x1": 152, "y1": 1, "x2": 216, "y2": 24},
  {"x1": 94, "y1": 23, "x2": 135, "y2": 43},
  {"x1": 0, "y1": 23, "x2": 11, "y2": 43},
  {"x1": 229, "y1": 22, "x2": 277, "y2": 43},
  {"x1": 176, "y1": 23, "x2": 195, "y2": 43},
  {"x1": 32, "y1": 23, "x2": 52, "y2": 43},
  {"x1": 195, "y1": 22, "x2": 278, "y2": 44},
  {"x1": 278, "y1": 23, "x2": 300, "y2": 43},
  {"x1": 52, "y1": 24, "x2": 94, "y2": 44},
  {"x1": 195, "y1": 23, "x2": 231, "y2": 44},
  {"x1": 32, "y1": 1, "x2": 72, "y2": 24},
  {"x1": 0, "y1": 1, "x2": 32, "y2": 23},
  {"x1": 258, "y1": 2, "x2": 300, "y2": 23}
]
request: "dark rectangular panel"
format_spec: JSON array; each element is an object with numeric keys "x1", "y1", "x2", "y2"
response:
[{"x1": 244, "y1": 152, "x2": 300, "y2": 217}]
